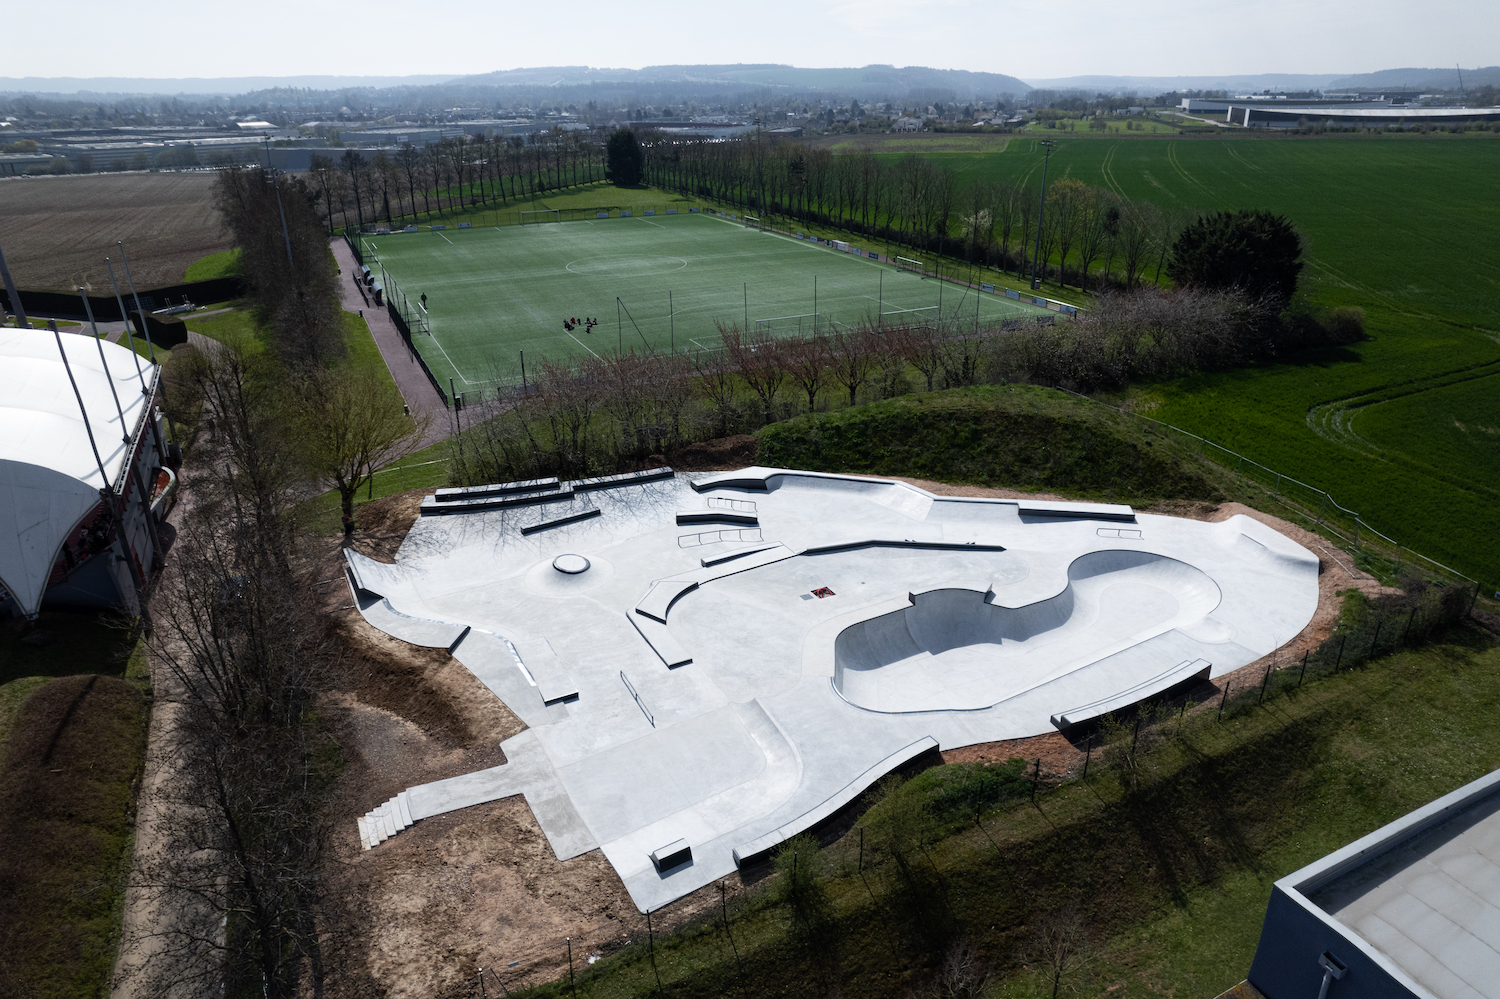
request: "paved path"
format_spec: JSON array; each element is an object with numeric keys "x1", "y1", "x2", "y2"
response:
[{"x1": 330, "y1": 238, "x2": 453, "y2": 448}]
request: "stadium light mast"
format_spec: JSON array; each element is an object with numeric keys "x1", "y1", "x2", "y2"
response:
[
  {"x1": 263, "y1": 136, "x2": 295, "y2": 274},
  {"x1": 1030, "y1": 139, "x2": 1056, "y2": 290}
]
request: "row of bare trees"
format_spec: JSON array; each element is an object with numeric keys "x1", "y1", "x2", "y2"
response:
[
  {"x1": 309, "y1": 127, "x2": 603, "y2": 232},
  {"x1": 451, "y1": 287, "x2": 1267, "y2": 486},
  {"x1": 637, "y1": 134, "x2": 1192, "y2": 292},
  {"x1": 121, "y1": 169, "x2": 432, "y2": 995}
]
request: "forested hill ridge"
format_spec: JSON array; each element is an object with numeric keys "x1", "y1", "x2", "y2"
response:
[{"x1": 451, "y1": 64, "x2": 1032, "y2": 98}]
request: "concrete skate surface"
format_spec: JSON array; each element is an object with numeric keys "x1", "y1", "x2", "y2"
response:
[{"x1": 344, "y1": 467, "x2": 1318, "y2": 911}]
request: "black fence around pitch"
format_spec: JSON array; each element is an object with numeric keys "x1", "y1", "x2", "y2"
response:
[
  {"x1": 387, "y1": 298, "x2": 449, "y2": 406},
  {"x1": 3, "y1": 275, "x2": 246, "y2": 322}
]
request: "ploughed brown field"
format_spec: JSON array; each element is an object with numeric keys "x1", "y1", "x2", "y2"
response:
[{"x1": 0, "y1": 172, "x2": 232, "y2": 292}]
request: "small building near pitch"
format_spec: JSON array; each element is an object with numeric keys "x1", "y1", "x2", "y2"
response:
[
  {"x1": 1245, "y1": 768, "x2": 1500, "y2": 998},
  {"x1": 0, "y1": 326, "x2": 176, "y2": 619}
]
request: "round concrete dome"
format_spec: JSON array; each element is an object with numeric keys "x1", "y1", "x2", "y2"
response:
[{"x1": 552, "y1": 554, "x2": 591, "y2": 575}]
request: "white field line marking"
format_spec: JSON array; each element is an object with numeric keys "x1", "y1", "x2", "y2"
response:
[
  {"x1": 638, "y1": 217, "x2": 668, "y2": 229},
  {"x1": 565, "y1": 330, "x2": 602, "y2": 359},
  {"x1": 438, "y1": 232, "x2": 455, "y2": 244},
  {"x1": 428, "y1": 334, "x2": 477, "y2": 385}
]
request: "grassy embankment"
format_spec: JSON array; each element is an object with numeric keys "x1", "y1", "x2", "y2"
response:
[
  {"x1": 182, "y1": 246, "x2": 242, "y2": 282},
  {"x1": 505, "y1": 618, "x2": 1499, "y2": 999},
  {"x1": 0, "y1": 617, "x2": 150, "y2": 999},
  {"x1": 758, "y1": 383, "x2": 1228, "y2": 502}
]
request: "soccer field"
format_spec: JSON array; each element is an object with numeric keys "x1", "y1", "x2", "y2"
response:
[{"x1": 359, "y1": 212, "x2": 1050, "y2": 392}]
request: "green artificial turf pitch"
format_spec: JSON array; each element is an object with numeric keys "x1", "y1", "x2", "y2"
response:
[{"x1": 359, "y1": 212, "x2": 1048, "y2": 392}]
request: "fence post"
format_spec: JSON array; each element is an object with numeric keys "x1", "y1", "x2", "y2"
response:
[
  {"x1": 858, "y1": 826, "x2": 863, "y2": 872},
  {"x1": 647, "y1": 907, "x2": 661, "y2": 990},
  {"x1": 1218, "y1": 679, "x2": 1232, "y2": 722},
  {"x1": 1258, "y1": 654, "x2": 1274, "y2": 703},
  {"x1": 1030, "y1": 758, "x2": 1041, "y2": 801},
  {"x1": 567, "y1": 937, "x2": 576, "y2": 998},
  {"x1": 1317, "y1": 492, "x2": 1327, "y2": 524},
  {"x1": 1402, "y1": 608, "x2": 1416, "y2": 644},
  {"x1": 1298, "y1": 650, "x2": 1309, "y2": 687},
  {"x1": 1082, "y1": 733, "x2": 1092, "y2": 779},
  {"x1": 1369, "y1": 619, "x2": 1383, "y2": 659},
  {"x1": 1335, "y1": 634, "x2": 1347, "y2": 670},
  {"x1": 1130, "y1": 715, "x2": 1142, "y2": 755}
]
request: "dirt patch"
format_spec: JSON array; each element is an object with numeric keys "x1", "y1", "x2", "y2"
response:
[
  {"x1": 664, "y1": 433, "x2": 759, "y2": 471},
  {"x1": 0, "y1": 173, "x2": 231, "y2": 292},
  {"x1": 345, "y1": 487, "x2": 434, "y2": 563}
]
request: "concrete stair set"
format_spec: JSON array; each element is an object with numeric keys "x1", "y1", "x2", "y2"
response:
[{"x1": 358, "y1": 790, "x2": 416, "y2": 849}]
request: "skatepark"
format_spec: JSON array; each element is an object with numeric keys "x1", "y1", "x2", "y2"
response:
[{"x1": 343, "y1": 466, "x2": 1319, "y2": 912}]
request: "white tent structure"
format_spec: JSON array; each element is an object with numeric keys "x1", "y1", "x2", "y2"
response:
[{"x1": 0, "y1": 326, "x2": 168, "y2": 619}]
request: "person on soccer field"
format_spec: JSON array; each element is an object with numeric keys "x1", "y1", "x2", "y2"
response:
[{"x1": 420, "y1": 293, "x2": 427, "y2": 309}]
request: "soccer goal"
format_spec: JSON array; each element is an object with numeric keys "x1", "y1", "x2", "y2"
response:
[
  {"x1": 743, "y1": 215, "x2": 763, "y2": 231},
  {"x1": 754, "y1": 313, "x2": 823, "y2": 337},
  {"x1": 880, "y1": 305, "x2": 939, "y2": 328},
  {"x1": 895, "y1": 256, "x2": 926, "y2": 277},
  {"x1": 521, "y1": 209, "x2": 561, "y2": 225}
]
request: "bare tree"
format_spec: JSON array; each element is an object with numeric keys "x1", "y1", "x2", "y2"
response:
[
  {"x1": 828, "y1": 324, "x2": 879, "y2": 407},
  {"x1": 292, "y1": 368, "x2": 432, "y2": 522},
  {"x1": 1031, "y1": 910, "x2": 1094, "y2": 999},
  {"x1": 721, "y1": 325, "x2": 789, "y2": 425},
  {"x1": 785, "y1": 333, "x2": 833, "y2": 413}
]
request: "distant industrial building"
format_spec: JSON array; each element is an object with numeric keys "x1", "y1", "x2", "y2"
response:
[
  {"x1": 1244, "y1": 769, "x2": 1500, "y2": 998},
  {"x1": 0, "y1": 326, "x2": 174, "y2": 619},
  {"x1": 1227, "y1": 104, "x2": 1500, "y2": 127},
  {"x1": 1180, "y1": 95, "x2": 1500, "y2": 127}
]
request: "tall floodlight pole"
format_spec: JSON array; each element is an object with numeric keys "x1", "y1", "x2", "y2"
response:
[
  {"x1": 264, "y1": 137, "x2": 295, "y2": 275},
  {"x1": 1030, "y1": 140, "x2": 1056, "y2": 290},
  {"x1": 0, "y1": 239, "x2": 29, "y2": 329}
]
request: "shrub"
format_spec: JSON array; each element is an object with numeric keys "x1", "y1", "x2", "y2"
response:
[{"x1": 1324, "y1": 306, "x2": 1366, "y2": 343}]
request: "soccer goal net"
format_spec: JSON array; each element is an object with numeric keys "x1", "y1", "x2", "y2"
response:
[
  {"x1": 521, "y1": 209, "x2": 561, "y2": 225},
  {"x1": 895, "y1": 256, "x2": 926, "y2": 276},
  {"x1": 754, "y1": 313, "x2": 823, "y2": 337},
  {"x1": 880, "y1": 305, "x2": 939, "y2": 328},
  {"x1": 743, "y1": 215, "x2": 762, "y2": 230}
]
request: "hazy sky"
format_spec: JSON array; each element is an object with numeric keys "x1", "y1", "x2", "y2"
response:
[{"x1": 16, "y1": 0, "x2": 1498, "y2": 82}]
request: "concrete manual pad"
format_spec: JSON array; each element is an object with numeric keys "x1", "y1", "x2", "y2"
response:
[{"x1": 345, "y1": 466, "x2": 1317, "y2": 911}]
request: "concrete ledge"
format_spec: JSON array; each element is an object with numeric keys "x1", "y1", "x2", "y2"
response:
[
  {"x1": 1018, "y1": 499, "x2": 1136, "y2": 522},
  {"x1": 803, "y1": 539, "x2": 1007, "y2": 556},
  {"x1": 675, "y1": 510, "x2": 760, "y2": 526},
  {"x1": 627, "y1": 613, "x2": 693, "y2": 668},
  {"x1": 650, "y1": 839, "x2": 692, "y2": 873},
  {"x1": 420, "y1": 487, "x2": 575, "y2": 515},
  {"x1": 433, "y1": 477, "x2": 560, "y2": 502},
  {"x1": 700, "y1": 543, "x2": 780, "y2": 567},
  {"x1": 635, "y1": 579, "x2": 700, "y2": 623},
  {"x1": 520, "y1": 507, "x2": 602, "y2": 535},
  {"x1": 569, "y1": 467, "x2": 675, "y2": 492},
  {"x1": 732, "y1": 736, "x2": 938, "y2": 867},
  {"x1": 1050, "y1": 658, "x2": 1211, "y2": 728}
]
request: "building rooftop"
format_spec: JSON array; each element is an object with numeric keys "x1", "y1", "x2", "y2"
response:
[
  {"x1": 1304, "y1": 772, "x2": 1500, "y2": 998},
  {"x1": 0, "y1": 327, "x2": 155, "y2": 615}
]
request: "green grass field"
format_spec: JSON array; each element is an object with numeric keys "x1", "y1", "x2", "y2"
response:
[
  {"x1": 866, "y1": 132, "x2": 1500, "y2": 584},
  {"x1": 360, "y1": 211, "x2": 1050, "y2": 391}
]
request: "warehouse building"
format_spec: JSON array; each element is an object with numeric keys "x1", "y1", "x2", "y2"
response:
[
  {"x1": 1227, "y1": 104, "x2": 1500, "y2": 127},
  {"x1": 0, "y1": 326, "x2": 175, "y2": 619}
]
